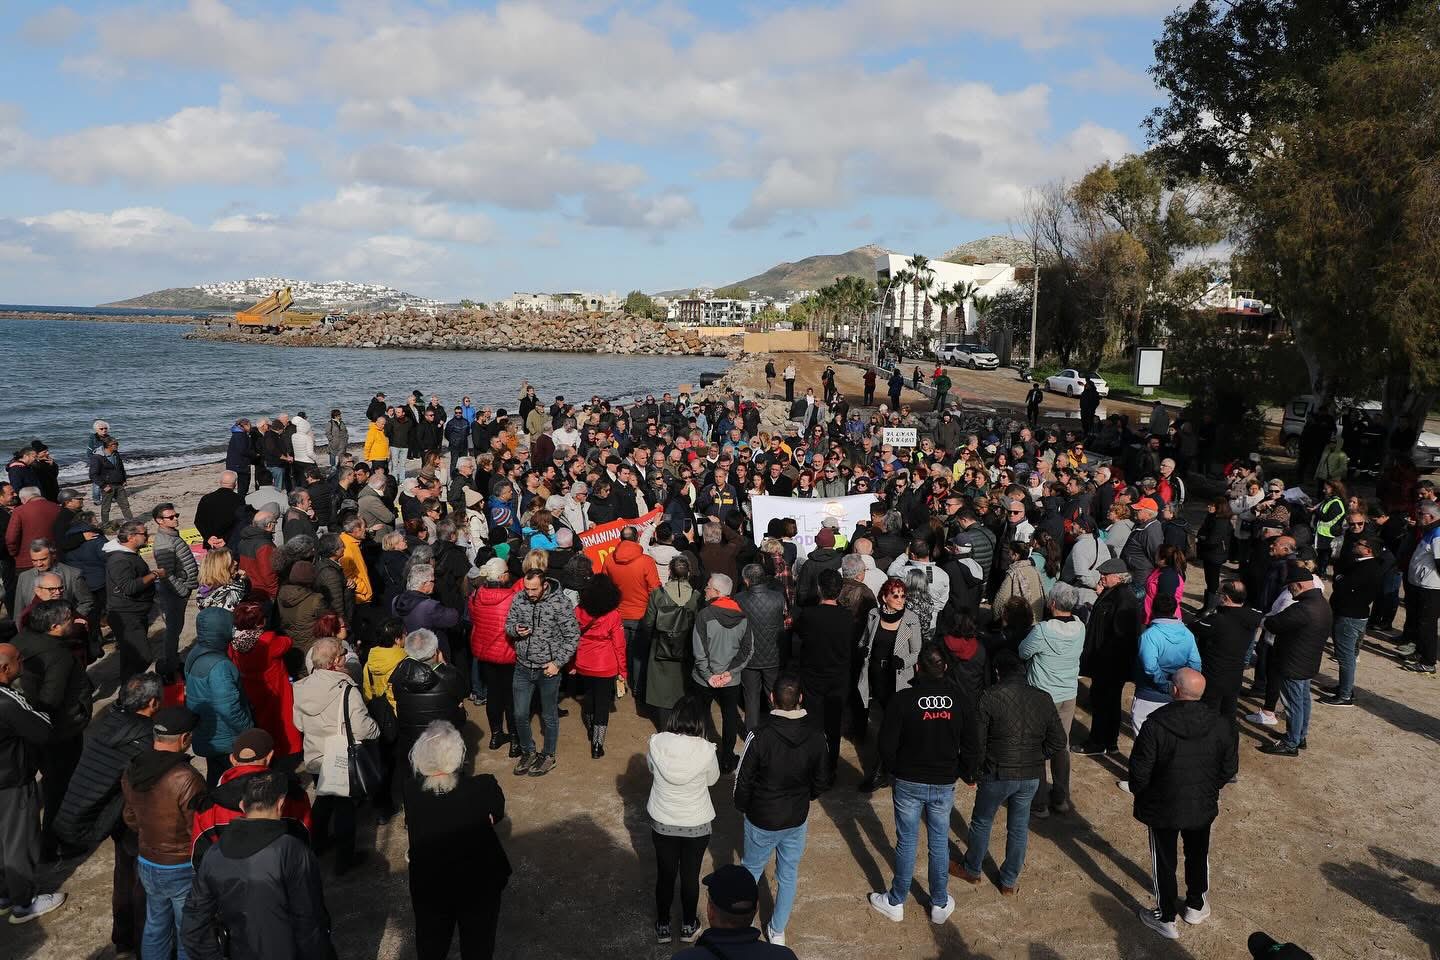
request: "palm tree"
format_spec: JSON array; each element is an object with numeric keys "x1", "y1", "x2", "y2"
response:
[
  {"x1": 905, "y1": 254, "x2": 933, "y2": 339},
  {"x1": 971, "y1": 293, "x2": 996, "y2": 338},
  {"x1": 934, "y1": 289, "x2": 955, "y2": 342},
  {"x1": 951, "y1": 280, "x2": 979, "y2": 338},
  {"x1": 891, "y1": 269, "x2": 913, "y2": 341}
]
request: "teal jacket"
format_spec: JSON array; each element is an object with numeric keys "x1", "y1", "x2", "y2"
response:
[
  {"x1": 1018, "y1": 616, "x2": 1085, "y2": 703},
  {"x1": 184, "y1": 608, "x2": 253, "y2": 756},
  {"x1": 1135, "y1": 618, "x2": 1202, "y2": 704}
]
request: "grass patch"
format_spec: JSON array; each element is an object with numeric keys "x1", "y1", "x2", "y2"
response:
[{"x1": 1034, "y1": 362, "x2": 1192, "y2": 405}]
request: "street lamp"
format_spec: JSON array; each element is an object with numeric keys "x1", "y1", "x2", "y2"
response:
[{"x1": 870, "y1": 274, "x2": 903, "y2": 369}]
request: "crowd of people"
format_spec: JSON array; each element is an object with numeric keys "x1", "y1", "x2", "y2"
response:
[{"x1": 5, "y1": 358, "x2": 1418, "y2": 958}]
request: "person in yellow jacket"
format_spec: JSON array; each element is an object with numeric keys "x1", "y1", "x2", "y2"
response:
[
  {"x1": 362, "y1": 618, "x2": 407, "y2": 710},
  {"x1": 339, "y1": 517, "x2": 373, "y2": 605},
  {"x1": 363, "y1": 414, "x2": 390, "y2": 467}
]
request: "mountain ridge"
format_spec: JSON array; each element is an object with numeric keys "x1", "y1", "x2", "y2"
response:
[{"x1": 103, "y1": 276, "x2": 445, "y2": 312}]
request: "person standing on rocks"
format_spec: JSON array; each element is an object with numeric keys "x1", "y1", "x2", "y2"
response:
[
  {"x1": 782, "y1": 363, "x2": 796, "y2": 403},
  {"x1": 765, "y1": 359, "x2": 776, "y2": 397}
]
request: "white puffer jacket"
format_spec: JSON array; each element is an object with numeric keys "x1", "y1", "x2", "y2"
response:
[{"x1": 645, "y1": 732, "x2": 719, "y2": 828}]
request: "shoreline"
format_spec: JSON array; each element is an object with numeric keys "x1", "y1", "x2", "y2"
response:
[{"x1": 0, "y1": 310, "x2": 207, "y2": 324}]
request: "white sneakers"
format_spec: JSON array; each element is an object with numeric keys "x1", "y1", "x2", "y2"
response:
[
  {"x1": 930, "y1": 899, "x2": 955, "y2": 925},
  {"x1": 1137, "y1": 907, "x2": 1179, "y2": 940},
  {"x1": 8, "y1": 892, "x2": 66, "y2": 925},
  {"x1": 765, "y1": 924, "x2": 786, "y2": 946},
  {"x1": 868, "y1": 892, "x2": 904, "y2": 921},
  {"x1": 1116, "y1": 779, "x2": 1132, "y2": 794},
  {"x1": 1183, "y1": 896, "x2": 1210, "y2": 924},
  {"x1": 1246, "y1": 711, "x2": 1278, "y2": 726}
]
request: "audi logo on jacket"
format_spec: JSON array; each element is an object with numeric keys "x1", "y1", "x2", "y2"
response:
[{"x1": 877, "y1": 675, "x2": 981, "y2": 786}]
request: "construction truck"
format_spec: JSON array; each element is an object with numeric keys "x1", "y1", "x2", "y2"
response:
[{"x1": 233, "y1": 287, "x2": 327, "y2": 333}]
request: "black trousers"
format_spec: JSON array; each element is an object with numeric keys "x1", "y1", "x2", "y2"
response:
[
  {"x1": 39, "y1": 735, "x2": 83, "y2": 857},
  {"x1": 803, "y1": 683, "x2": 845, "y2": 777},
  {"x1": 1149, "y1": 823, "x2": 1211, "y2": 922},
  {"x1": 108, "y1": 608, "x2": 153, "y2": 684},
  {"x1": 481, "y1": 662, "x2": 515, "y2": 736},
  {"x1": 413, "y1": 887, "x2": 502, "y2": 960},
  {"x1": 311, "y1": 795, "x2": 357, "y2": 864},
  {"x1": 1402, "y1": 584, "x2": 1440, "y2": 666},
  {"x1": 693, "y1": 683, "x2": 743, "y2": 764},
  {"x1": 579, "y1": 675, "x2": 617, "y2": 729},
  {"x1": 785, "y1": 379, "x2": 795, "y2": 402},
  {"x1": 1087, "y1": 670, "x2": 1126, "y2": 750},
  {"x1": 653, "y1": 831, "x2": 708, "y2": 926},
  {"x1": 111, "y1": 827, "x2": 146, "y2": 950}
]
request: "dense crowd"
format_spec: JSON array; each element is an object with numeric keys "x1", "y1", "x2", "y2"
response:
[{"x1": 7, "y1": 360, "x2": 1420, "y2": 959}]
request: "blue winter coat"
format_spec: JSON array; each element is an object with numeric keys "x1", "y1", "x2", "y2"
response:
[
  {"x1": 1134, "y1": 618, "x2": 1202, "y2": 704},
  {"x1": 224, "y1": 425, "x2": 252, "y2": 472},
  {"x1": 184, "y1": 608, "x2": 253, "y2": 757}
]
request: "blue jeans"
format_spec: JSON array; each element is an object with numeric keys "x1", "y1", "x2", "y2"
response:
[
  {"x1": 1332, "y1": 616, "x2": 1367, "y2": 699},
  {"x1": 512, "y1": 667, "x2": 561, "y2": 756},
  {"x1": 138, "y1": 858, "x2": 192, "y2": 960},
  {"x1": 888, "y1": 778, "x2": 955, "y2": 908},
  {"x1": 1280, "y1": 677, "x2": 1311, "y2": 748},
  {"x1": 742, "y1": 818, "x2": 808, "y2": 935},
  {"x1": 389, "y1": 449, "x2": 407, "y2": 481},
  {"x1": 470, "y1": 659, "x2": 488, "y2": 701},
  {"x1": 963, "y1": 778, "x2": 1039, "y2": 889},
  {"x1": 268, "y1": 466, "x2": 286, "y2": 490}
]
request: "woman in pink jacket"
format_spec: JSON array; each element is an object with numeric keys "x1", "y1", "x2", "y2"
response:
[
  {"x1": 573, "y1": 573, "x2": 628, "y2": 759},
  {"x1": 1143, "y1": 543, "x2": 1188, "y2": 624}
]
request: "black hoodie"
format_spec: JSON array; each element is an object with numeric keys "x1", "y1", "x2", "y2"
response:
[
  {"x1": 181, "y1": 817, "x2": 334, "y2": 960},
  {"x1": 1128, "y1": 699, "x2": 1238, "y2": 830},
  {"x1": 733, "y1": 711, "x2": 827, "y2": 831},
  {"x1": 879, "y1": 675, "x2": 981, "y2": 785}
]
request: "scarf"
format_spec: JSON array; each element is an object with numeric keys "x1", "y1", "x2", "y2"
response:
[
  {"x1": 878, "y1": 606, "x2": 904, "y2": 628},
  {"x1": 231, "y1": 628, "x2": 262, "y2": 654}
]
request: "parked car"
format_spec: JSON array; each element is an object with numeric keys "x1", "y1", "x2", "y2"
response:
[
  {"x1": 1280, "y1": 394, "x2": 1440, "y2": 473},
  {"x1": 1045, "y1": 369, "x2": 1109, "y2": 397},
  {"x1": 938, "y1": 343, "x2": 1000, "y2": 369}
]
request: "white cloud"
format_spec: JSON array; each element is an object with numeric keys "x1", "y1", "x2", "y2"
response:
[
  {"x1": 298, "y1": 186, "x2": 495, "y2": 244},
  {"x1": 21, "y1": 7, "x2": 84, "y2": 45},
  {"x1": 1064, "y1": 54, "x2": 1157, "y2": 95}
]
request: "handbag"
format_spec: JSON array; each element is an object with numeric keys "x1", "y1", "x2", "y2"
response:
[
  {"x1": 316, "y1": 685, "x2": 382, "y2": 798},
  {"x1": 366, "y1": 692, "x2": 399, "y2": 745},
  {"x1": 343, "y1": 686, "x2": 384, "y2": 799}
]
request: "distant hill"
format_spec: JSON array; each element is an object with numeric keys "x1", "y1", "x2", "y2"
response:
[
  {"x1": 934, "y1": 234, "x2": 1032, "y2": 266},
  {"x1": 660, "y1": 244, "x2": 892, "y2": 300},
  {"x1": 104, "y1": 276, "x2": 444, "y2": 312}
]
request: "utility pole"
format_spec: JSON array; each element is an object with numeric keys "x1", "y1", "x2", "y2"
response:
[{"x1": 1028, "y1": 238, "x2": 1039, "y2": 368}]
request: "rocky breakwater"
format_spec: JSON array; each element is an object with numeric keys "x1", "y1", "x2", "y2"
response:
[{"x1": 185, "y1": 309, "x2": 744, "y2": 357}]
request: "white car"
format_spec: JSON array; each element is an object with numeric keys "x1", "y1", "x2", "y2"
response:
[
  {"x1": 938, "y1": 343, "x2": 1000, "y2": 369},
  {"x1": 1046, "y1": 369, "x2": 1109, "y2": 397}
]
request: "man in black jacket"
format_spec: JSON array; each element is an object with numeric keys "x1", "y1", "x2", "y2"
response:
[
  {"x1": 0, "y1": 641, "x2": 64, "y2": 923},
  {"x1": 1190, "y1": 580, "x2": 1261, "y2": 726},
  {"x1": 793, "y1": 570, "x2": 853, "y2": 786},
  {"x1": 1320, "y1": 536, "x2": 1382, "y2": 706},
  {"x1": 1259, "y1": 565, "x2": 1332, "y2": 757},
  {"x1": 736, "y1": 564, "x2": 786, "y2": 734},
  {"x1": 1073, "y1": 559, "x2": 1140, "y2": 756},
  {"x1": 735, "y1": 673, "x2": 827, "y2": 948},
  {"x1": 1130, "y1": 668, "x2": 1238, "y2": 941},
  {"x1": 106, "y1": 519, "x2": 166, "y2": 683},
  {"x1": 53, "y1": 673, "x2": 159, "y2": 953},
  {"x1": 194, "y1": 471, "x2": 246, "y2": 550},
  {"x1": 952, "y1": 650, "x2": 1065, "y2": 895},
  {"x1": 869, "y1": 645, "x2": 980, "y2": 925},
  {"x1": 389, "y1": 628, "x2": 469, "y2": 762},
  {"x1": 181, "y1": 769, "x2": 334, "y2": 960}
]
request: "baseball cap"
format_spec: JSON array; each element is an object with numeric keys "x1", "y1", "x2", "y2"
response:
[
  {"x1": 820, "y1": 516, "x2": 840, "y2": 530},
  {"x1": 702, "y1": 865, "x2": 758, "y2": 914},
  {"x1": 231, "y1": 728, "x2": 275, "y2": 763},
  {"x1": 60, "y1": 489, "x2": 83, "y2": 503},
  {"x1": 1134, "y1": 497, "x2": 1161, "y2": 513},
  {"x1": 1283, "y1": 563, "x2": 1313, "y2": 585},
  {"x1": 153, "y1": 705, "x2": 198, "y2": 736}
]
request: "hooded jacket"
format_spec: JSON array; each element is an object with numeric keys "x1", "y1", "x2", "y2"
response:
[
  {"x1": 646, "y1": 732, "x2": 720, "y2": 828},
  {"x1": 602, "y1": 540, "x2": 661, "y2": 621},
  {"x1": 1134, "y1": 618, "x2": 1203, "y2": 704},
  {"x1": 503, "y1": 577, "x2": 580, "y2": 669},
  {"x1": 469, "y1": 582, "x2": 520, "y2": 664},
  {"x1": 691, "y1": 597, "x2": 752, "y2": 688},
  {"x1": 180, "y1": 817, "x2": 334, "y2": 960},
  {"x1": 1018, "y1": 615, "x2": 1086, "y2": 704},
  {"x1": 53, "y1": 703, "x2": 152, "y2": 851},
  {"x1": 14, "y1": 626, "x2": 93, "y2": 740},
  {"x1": 575, "y1": 583, "x2": 628, "y2": 679},
  {"x1": 733, "y1": 710, "x2": 827, "y2": 831},
  {"x1": 122, "y1": 747, "x2": 206, "y2": 864},
  {"x1": 234, "y1": 525, "x2": 278, "y2": 599},
  {"x1": 879, "y1": 674, "x2": 981, "y2": 785},
  {"x1": 388, "y1": 657, "x2": 468, "y2": 744},
  {"x1": 794, "y1": 546, "x2": 843, "y2": 606},
  {"x1": 291, "y1": 668, "x2": 380, "y2": 774},
  {"x1": 362, "y1": 420, "x2": 389, "y2": 463},
  {"x1": 392, "y1": 589, "x2": 460, "y2": 639},
  {"x1": 1129, "y1": 699, "x2": 1239, "y2": 830},
  {"x1": 190, "y1": 764, "x2": 313, "y2": 866},
  {"x1": 277, "y1": 584, "x2": 325, "y2": 649},
  {"x1": 184, "y1": 608, "x2": 254, "y2": 756}
]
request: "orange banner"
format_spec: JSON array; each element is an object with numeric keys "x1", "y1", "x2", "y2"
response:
[{"x1": 578, "y1": 506, "x2": 663, "y2": 569}]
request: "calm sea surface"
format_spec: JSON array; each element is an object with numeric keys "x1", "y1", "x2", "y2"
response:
[{"x1": 0, "y1": 316, "x2": 721, "y2": 482}]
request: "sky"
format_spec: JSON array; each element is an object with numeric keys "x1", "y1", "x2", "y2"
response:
[{"x1": 0, "y1": 0, "x2": 1174, "y2": 305}]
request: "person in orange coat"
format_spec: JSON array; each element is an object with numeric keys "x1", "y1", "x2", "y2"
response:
[
  {"x1": 601, "y1": 530, "x2": 660, "y2": 701},
  {"x1": 573, "y1": 573, "x2": 628, "y2": 759},
  {"x1": 226, "y1": 601, "x2": 302, "y2": 766},
  {"x1": 468, "y1": 558, "x2": 522, "y2": 755}
]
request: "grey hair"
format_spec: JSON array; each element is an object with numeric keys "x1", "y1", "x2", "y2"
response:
[
  {"x1": 27, "y1": 537, "x2": 55, "y2": 554},
  {"x1": 253, "y1": 509, "x2": 277, "y2": 527},
  {"x1": 884, "y1": 510, "x2": 903, "y2": 532},
  {"x1": 93, "y1": 420, "x2": 109, "y2": 432},
  {"x1": 1048, "y1": 582, "x2": 1080, "y2": 614},
  {"x1": 287, "y1": 490, "x2": 309, "y2": 508},
  {"x1": 405, "y1": 628, "x2": 440, "y2": 661},
  {"x1": 904, "y1": 568, "x2": 929, "y2": 595},
  {"x1": 406, "y1": 565, "x2": 435, "y2": 592},
  {"x1": 219, "y1": 470, "x2": 238, "y2": 487},
  {"x1": 18, "y1": 486, "x2": 41, "y2": 502},
  {"x1": 455, "y1": 456, "x2": 475, "y2": 472},
  {"x1": 409, "y1": 720, "x2": 465, "y2": 795},
  {"x1": 435, "y1": 519, "x2": 458, "y2": 542},
  {"x1": 342, "y1": 515, "x2": 365, "y2": 535},
  {"x1": 741, "y1": 562, "x2": 766, "y2": 585},
  {"x1": 840, "y1": 554, "x2": 867, "y2": 580},
  {"x1": 318, "y1": 532, "x2": 344, "y2": 558},
  {"x1": 308, "y1": 636, "x2": 344, "y2": 671},
  {"x1": 708, "y1": 572, "x2": 733, "y2": 596},
  {"x1": 118, "y1": 519, "x2": 148, "y2": 541},
  {"x1": 118, "y1": 672, "x2": 163, "y2": 712},
  {"x1": 368, "y1": 473, "x2": 387, "y2": 490},
  {"x1": 555, "y1": 527, "x2": 574, "y2": 548}
]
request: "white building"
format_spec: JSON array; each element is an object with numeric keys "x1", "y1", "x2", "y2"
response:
[
  {"x1": 497, "y1": 291, "x2": 623, "y2": 315},
  {"x1": 875, "y1": 254, "x2": 1020, "y2": 339}
]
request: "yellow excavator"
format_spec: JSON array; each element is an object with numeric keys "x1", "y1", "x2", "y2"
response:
[{"x1": 233, "y1": 287, "x2": 327, "y2": 333}]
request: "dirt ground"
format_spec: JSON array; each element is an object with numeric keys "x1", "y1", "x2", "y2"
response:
[{"x1": 12, "y1": 353, "x2": 1440, "y2": 960}]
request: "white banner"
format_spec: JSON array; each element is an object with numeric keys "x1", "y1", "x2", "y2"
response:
[
  {"x1": 883, "y1": 427, "x2": 917, "y2": 448},
  {"x1": 749, "y1": 494, "x2": 878, "y2": 560}
]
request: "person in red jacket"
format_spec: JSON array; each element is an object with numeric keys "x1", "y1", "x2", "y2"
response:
[
  {"x1": 468, "y1": 558, "x2": 520, "y2": 756},
  {"x1": 189, "y1": 728, "x2": 312, "y2": 866},
  {"x1": 233, "y1": 512, "x2": 279, "y2": 601},
  {"x1": 226, "y1": 602, "x2": 302, "y2": 766},
  {"x1": 574, "y1": 573, "x2": 628, "y2": 759},
  {"x1": 602, "y1": 530, "x2": 660, "y2": 702},
  {"x1": 6, "y1": 487, "x2": 62, "y2": 572}
]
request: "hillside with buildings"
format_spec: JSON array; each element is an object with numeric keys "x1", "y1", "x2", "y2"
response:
[{"x1": 104, "y1": 277, "x2": 446, "y2": 312}]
